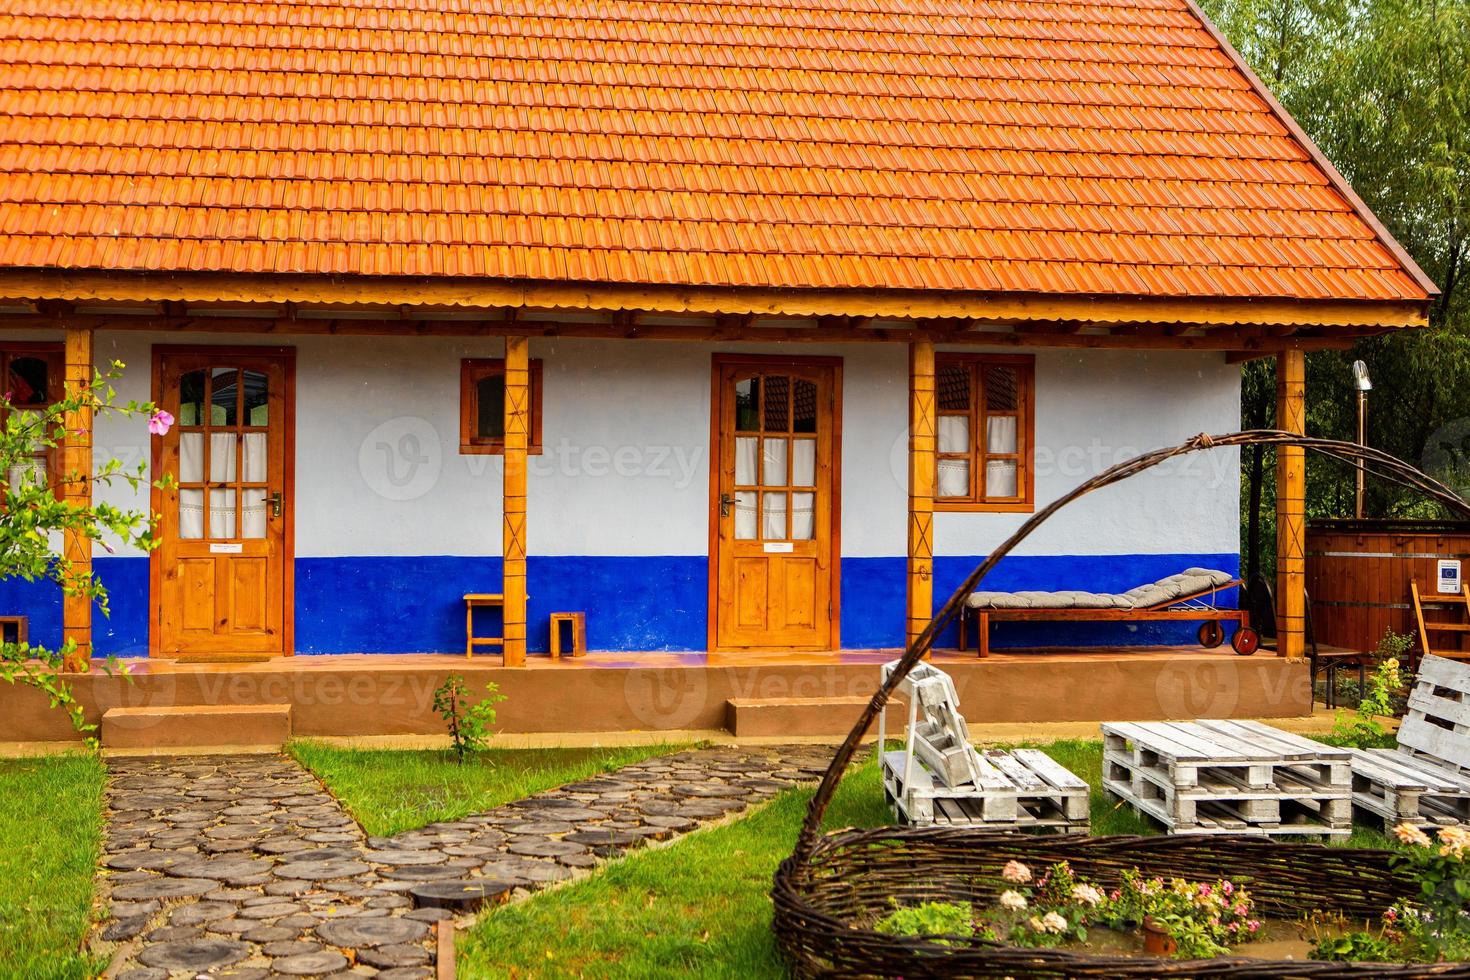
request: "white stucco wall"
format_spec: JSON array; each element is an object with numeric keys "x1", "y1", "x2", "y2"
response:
[{"x1": 7, "y1": 331, "x2": 1239, "y2": 560}]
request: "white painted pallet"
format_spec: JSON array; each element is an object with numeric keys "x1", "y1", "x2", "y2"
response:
[
  {"x1": 877, "y1": 659, "x2": 1089, "y2": 833},
  {"x1": 1101, "y1": 719, "x2": 1352, "y2": 837},
  {"x1": 1345, "y1": 654, "x2": 1470, "y2": 830}
]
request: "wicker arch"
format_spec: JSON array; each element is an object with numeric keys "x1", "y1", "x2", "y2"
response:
[{"x1": 774, "y1": 430, "x2": 1470, "y2": 979}]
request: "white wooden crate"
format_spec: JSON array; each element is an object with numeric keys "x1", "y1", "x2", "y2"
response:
[{"x1": 1101, "y1": 720, "x2": 1352, "y2": 837}]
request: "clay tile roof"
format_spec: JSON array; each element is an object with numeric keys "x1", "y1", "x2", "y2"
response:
[{"x1": 0, "y1": 0, "x2": 1436, "y2": 303}]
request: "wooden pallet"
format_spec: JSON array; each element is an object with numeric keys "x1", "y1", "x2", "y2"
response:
[
  {"x1": 1101, "y1": 720, "x2": 1352, "y2": 837},
  {"x1": 1345, "y1": 653, "x2": 1470, "y2": 829},
  {"x1": 882, "y1": 748, "x2": 1090, "y2": 831}
]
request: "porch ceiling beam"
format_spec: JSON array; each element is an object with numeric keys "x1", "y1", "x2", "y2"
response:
[
  {"x1": 0, "y1": 313, "x2": 1367, "y2": 352},
  {"x1": 0, "y1": 270, "x2": 1430, "y2": 330}
]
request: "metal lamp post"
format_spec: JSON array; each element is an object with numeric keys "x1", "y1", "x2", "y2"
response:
[{"x1": 1353, "y1": 360, "x2": 1372, "y2": 518}]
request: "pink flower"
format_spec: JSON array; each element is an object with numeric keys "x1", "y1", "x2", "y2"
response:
[
  {"x1": 1247, "y1": 921, "x2": 1260, "y2": 933},
  {"x1": 1001, "y1": 860, "x2": 1032, "y2": 884},
  {"x1": 148, "y1": 410, "x2": 174, "y2": 436},
  {"x1": 1234, "y1": 903, "x2": 1248, "y2": 917},
  {"x1": 1221, "y1": 881, "x2": 1234, "y2": 896}
]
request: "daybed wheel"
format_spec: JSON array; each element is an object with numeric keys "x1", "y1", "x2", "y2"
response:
[
  {"x1": 1197, "y1": 620, "x2": 1225, "y2": 648},
  {"x1": 1231, "y1": 625, "x2": 1261, "y2": 656}
]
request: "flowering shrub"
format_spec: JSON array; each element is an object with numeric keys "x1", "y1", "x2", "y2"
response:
[
  {"x1": 1387, "y1": 822, "x2": 1470, "y2": 960},
  {"x1": 1097, "y1": 868, "x2": 1259, "y2": 958}
]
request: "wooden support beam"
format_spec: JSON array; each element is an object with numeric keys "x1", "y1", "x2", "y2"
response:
[
  {"x1": 61, "y1": 325, "x2": 93, "y2": 671},
  {"x1": 907, "y1": 341, "x2": 936, "y2": 651},
  {"x1": 1275, "y1": 348, "x2": 1307, "y2": 660},
  {"x1": 502, "y1": 336, "x2": 530, "y2": 667}
]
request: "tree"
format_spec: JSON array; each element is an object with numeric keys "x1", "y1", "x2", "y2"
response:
[{"x1": 0, "y1": 361, "x2": 170, "y2": 740}]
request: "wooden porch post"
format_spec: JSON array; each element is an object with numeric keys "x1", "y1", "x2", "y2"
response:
[
  {"x1": 1275, "y1": 349, "x2": 1306, "y2": 659},
  {"x1": 61, "y1": 325, "x2": 93, "y2": 671},
  {"x1": 502, "y1": 336, "x2": 529, "y2": 667},
  {"x1": 907, "y1": 341, "x2": 936, "y2": 650}
]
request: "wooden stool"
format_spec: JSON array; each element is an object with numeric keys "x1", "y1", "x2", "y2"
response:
[
  {"x1": 549, "y1": 612, "x2": 586, "y2": 659},
  {"x1": 463, "y1": 594, "x2": 504, "y2": 658},
  {"x1": 0, "y1": 616, "x2": 26, "y2": 646}
]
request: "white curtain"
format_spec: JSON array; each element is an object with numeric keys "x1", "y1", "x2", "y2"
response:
[
  {"x1": 792, "y1": 492, "x2": 814, "y2": 540},
  {"x1": 938, "y1": 415, "x2": 970, "y2": 454},
  {"x1": 179, "y1": 488, "x2": 204, "y2": 539},
  {"x1": 937, "y1": 458, "x2": 970, "y2": 497},
  {"x1": 986, "y1": 416, "x2": 1017, "y2": 454},
  {"x1": 735, "y1": 437, "x2": 757, "y2": 486}
]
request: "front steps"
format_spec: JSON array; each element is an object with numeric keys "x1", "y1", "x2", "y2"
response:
[
  {"x1": 724, "y1": 695, "x2": 902, "y2": 738},
  {"x1": 101, "y1": 704, "x2": 292, "y2": 752}
]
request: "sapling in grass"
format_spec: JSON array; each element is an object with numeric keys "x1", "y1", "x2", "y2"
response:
[{"x1": 433, "y1": 674, "x2": 507, "y2": 763}]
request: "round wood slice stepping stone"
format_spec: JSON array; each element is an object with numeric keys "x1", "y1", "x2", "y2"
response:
[
  {"x1": 222, "y1": 803, "x2": 275, "y2": 816},
  {"x1": 503, "y1": 820, "x2": 575, "y2": 836},
  {"x1": 113, "y1": 877, "x2": 219, "y2": 901},
  {"x1": 362, "y1": 849, "x2": 448, "y2": 865},
  {"x1": 256, "y1": 837, "x2": 315, "y2": 855},
  {"x1": 563, "y1": 829, "x2": 647, "y2": 849},
  {"x1": 164, "y1": 857, "x2": 275, "y2": 881},
  {"x1": 203, "y1": 824, "x2": 263, "y2": 840},
  {"x1": 263, "y1": 939, "x2": 322, "y2": 957},
  {"x1": 277, "y1": 846, "x2": 360, "y2": 863},
  {"x1": 116, "y1": 968, "x2": 168, "y2": 980},
  {"x1": 409, "y1": 879, "x2": 516, "y2": 912},
  {"x1": 238, "y1": 901, "x2": 303, "y2": 919},
  {"x1": 506, "y1": 839, "x2": 587, "y2": 858},
  {"x1": 271, "y1": 951, "x2": 349, "y2": 975},
  {"x1": 106, "y1": 850, "x2": 191, "y2": 871},
  {"x1": 382, "y1": 865, "x2": 466, "y2": 882},
  {"x1": 100, "y1": 915, "x2": 151, "y2": 941},
  {"x1": 404, "y1": 907, "x2": 455, "y2": 923},
  {"x1": 315, "y1": 916, "x2": 428, "y2": 948},
  {"x1": 359, "y1": 943, "x2": 432, "y2": 968},
  {"x1": 376, "y1": 968, "x2": 435, "y2": 980},
  {"x1": 640, "y1": 815, "x2": 697, "y2": 832},
  {"x1": 145, "y1": 925, "x2": 204, "y2": 943},
  {"x1": 558, "y1": 852, "x2": 600, "y2": 867},
  {"x1": 516, "y1": 861, "x2": 573, "y2": 883},
  {"x1": 201, "y1": 839, "x2": 259, "y2": 854},
  {"x1": 671, "y1": 784, "x2": 747, "y2": 798},
  {"x1": 242, "y1": 925, "x2": 299, "y2": 943},
  {"x1": 169, "y1": 900, "x2": 239, "y2": 926},
  {"x1": 136, "y1": 937, "x2": 251, "y2": 971},
  {"x1": 274, "y1": 858, "x2": 371, "y2": 880}
]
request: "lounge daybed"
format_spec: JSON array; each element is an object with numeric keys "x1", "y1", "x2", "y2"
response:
[{"x1": 958, "y1": 567, "x2": 1257, "y2": 658}]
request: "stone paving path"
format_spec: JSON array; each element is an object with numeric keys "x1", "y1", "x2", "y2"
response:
[{"x1": 92, "y1": 745, "x2": 836, "y2": 978}]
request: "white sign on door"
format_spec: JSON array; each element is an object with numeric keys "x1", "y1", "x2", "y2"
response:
[{"x1": 1439, "y1": 559, "x2": 1462, "y2": 594}]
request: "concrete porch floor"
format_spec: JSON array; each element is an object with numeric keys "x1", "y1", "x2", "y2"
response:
[{"x1": 0, "y1": 645, "x2": 1313, "y2": 747}]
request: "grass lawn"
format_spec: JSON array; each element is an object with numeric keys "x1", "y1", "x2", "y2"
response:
[
  {"x1": 0, "y1": 753, "x2": 105, "y2": 980},
  {"x1": 460, "y1": 738, "x2": 1400, "y2": 978},
  {"x1": 290, "y1": 741, "x2": 694, "y2": 836}
]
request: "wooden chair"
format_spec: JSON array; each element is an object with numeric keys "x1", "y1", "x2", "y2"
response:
[{"x1": 463, "y1": 593, "x2": 504, "y2": 658}]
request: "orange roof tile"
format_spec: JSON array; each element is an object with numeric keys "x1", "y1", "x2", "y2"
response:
[{"x1": 0, "y1": 0, "x2": 1435, "y2": 303}]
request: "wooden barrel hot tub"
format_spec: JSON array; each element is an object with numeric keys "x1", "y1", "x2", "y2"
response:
[{"x1": 1306, "y1": 519, "x2": 1470, "y2": 653}]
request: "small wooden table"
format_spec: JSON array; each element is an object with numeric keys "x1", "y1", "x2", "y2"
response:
[
  {"x1": 549, "y1": 612, "x2": 586, "y2": 658},
  {"x1": 463, "y1": 594, "x2": 504, "y2": 658}
]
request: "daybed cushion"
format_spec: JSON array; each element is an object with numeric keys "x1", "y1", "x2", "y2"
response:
[{"x1": 965, "y1": 568, "x2": 1234, "y2": 611}]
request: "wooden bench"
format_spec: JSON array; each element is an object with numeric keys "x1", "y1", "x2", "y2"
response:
[
  {"x1": 1344, "y1": 653, "x2": 1470, "y2": 829},
  {"x1": 1102, "y1": 719, "x2": 1352, "y2": 836},
  {"x1": 463, "y1": 594, "x2": 504, "y2": 658},
  {"x1": 877, "y1": 660, "x2": 1089, "y2": 831},
  {"x1": 549, "y1": 612, "x2": 586, "y2": 658}
]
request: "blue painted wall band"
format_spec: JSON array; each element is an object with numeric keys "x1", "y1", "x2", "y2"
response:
[{"x1": 0, "y1": 552, "x2": 1238, "y2": 655}]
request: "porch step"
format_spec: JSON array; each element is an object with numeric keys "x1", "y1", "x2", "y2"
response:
[
  {"x1": 101, "y1": 704, "x2": 292, "y2": 752},
  {"x1": 724, "y1": 696, "x2": 902, "y2": 738}
]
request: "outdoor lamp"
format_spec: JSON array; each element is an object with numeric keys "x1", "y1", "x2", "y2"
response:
[
  {"x1": 1353, "y1": 360, "x2": 1373, "y2": 391},
  {"x1": 1353, "y1": 360, "x2": 1371, "y2": 517}
]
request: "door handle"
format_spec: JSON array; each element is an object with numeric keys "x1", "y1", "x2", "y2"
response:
[
  {"x1": 268, "y1": 492, "x2": 284, "y2": 518},
  {"x1": 720, "y1": 493, "x2": 734, "y2": 518}
]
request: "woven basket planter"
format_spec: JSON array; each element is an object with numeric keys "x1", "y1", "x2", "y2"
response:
[{"x1": 772, "y1": 431, "x2": 1470, "y2": 979}]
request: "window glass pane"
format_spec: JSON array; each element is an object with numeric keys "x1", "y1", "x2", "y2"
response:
[
  {"x1": 986, "y1": 459, "x2": 1019, "y2": 498},
  {"x1": 209, "y1": 487, "x2": 236, "y2": 538},
  {"x1": 8, "y1": 356, "x2": 49, "y2": 406},
  {"x1": 241, "y1": 432, "x2": 268, "y2": 483},
  {"x1": 762, "y1": 491, "x2": 788, "y2": 540},
  {"x1": 793, "y1": 379, "x2": 818, "y2": 433},
  {"x1": 937, "y1": 458, "x2": 970, "y2": 498},
  {"x1": 179, "y1": 370, "x2": 206, "y2": 426},
  {"x1": 938, "y1": 363, "x2": 970, "y2": 412},
  {"x1": 986, "y1": 416, "x2": 1018, "y2": 454},
  {"x1": 985, "y1": 365, "x2": 1019, "y2": 411},
  {"x1": 209, "y1": 432, "x2": 237, "y2": 482},
  {"x1": 179, "y1": 488, "x2": 205, "y2": 539},
  {"x1": 792, "y1": 439, "x2": 815, "y2": 486},
  {"x1": 210, "y1": 368, "x2": 238, "y2": 426},
  {"x1": 241, "y1": 489, "x2": 268, "y2": 539},
  {"x1": 792, "y1": 492, "x2": 814, "y2": 540},
  {"x1": 734, "y1": 490, "x2": 758, "y2": 539},
  {"x1": 179, "y1": 432, "x2": 204, "y2": 482},
  {"x1": 762, "y1": 437, "x2": 787, "y2": 486},
  {"x1": 735, "y1": 436, "x2": 758, "y2": 486},
  {"x1": 476, "y1": 374, "x2": 506, "y2": 441},
  {"x1": 762, "y1": 376, "x2": 789, "y2": 432},
  {"x1": 735, "y1": 378, "x2": 758, "y2": 432},
  {"x1": 938, "y1": 415, "x2": 970, "y2": 454},
  {"x1": 243, "y1": 370, "x2": 269, "y2": 426}
]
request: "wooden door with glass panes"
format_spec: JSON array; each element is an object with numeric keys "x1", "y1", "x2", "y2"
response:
[
  {"x1": 711, "y1": 357, "x2": 839, "y2": 650},
  {"x1": 153, "y1": 349, "x2": 293, "y2": 656}
]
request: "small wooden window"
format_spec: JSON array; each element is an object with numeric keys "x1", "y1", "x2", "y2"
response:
[
  {"x1": 934, "y1": 354, "x2": 1034, "y2": 511},
  {"x1": 0, "y1": 344, "x2": 62, "y2": 492},
  {"x1": 460, "y1": 358, "x2": 543, "y2": 455}
]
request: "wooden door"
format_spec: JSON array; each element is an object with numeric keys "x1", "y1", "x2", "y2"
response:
[
  {"x1": 711, "y1": 357, "x2": 840, "y2": 650},
  {"x1": 152, "y1": 349, "x2": 293, "y2": 656}
]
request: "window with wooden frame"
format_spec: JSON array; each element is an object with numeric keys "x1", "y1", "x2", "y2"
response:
[
  {"x1": 934, "y1": 354, "x2": 1034, "y2": 511},
  {"x1": 459, "y1": 358, "x2": 543, "y2": 455},
  {"x1": 1, "y1": 344, "x2": 62, "y2": 492}
]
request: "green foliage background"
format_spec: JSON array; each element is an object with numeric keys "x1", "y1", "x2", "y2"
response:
[{"x1": 1200, "y1": 0, "x2": 1470, "y2": 576}]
